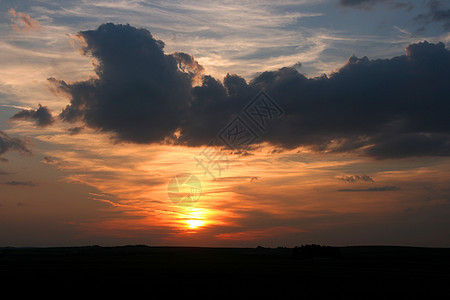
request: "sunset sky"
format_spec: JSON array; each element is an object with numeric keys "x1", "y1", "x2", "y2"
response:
[{"x1": 1, "y1": 0, "x2": 449, "y2": 247}]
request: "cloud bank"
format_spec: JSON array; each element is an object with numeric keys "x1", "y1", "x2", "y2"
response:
[{"x1": 52, "y1": 23, "x2": 450, "y2": 159}]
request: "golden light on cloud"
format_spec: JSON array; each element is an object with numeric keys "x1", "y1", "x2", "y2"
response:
[
  {"x1": 8, "y1": 8, "x2": 41, "y2": 32},
  {"x1": 5, "y1": 116, "x2": 449, "y2": 247},
  {"x1": 215, "y1": 226, "x2": 306, "y2": 241}
]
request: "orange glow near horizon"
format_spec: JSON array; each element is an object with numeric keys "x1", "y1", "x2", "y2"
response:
[{"x1": 3, "y1": 126, "x2": 446, "y2": 246}]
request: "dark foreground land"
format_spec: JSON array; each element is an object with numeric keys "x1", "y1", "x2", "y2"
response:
[{"x1": 1, "y1": 245, "x2": 449, "y2": 298}]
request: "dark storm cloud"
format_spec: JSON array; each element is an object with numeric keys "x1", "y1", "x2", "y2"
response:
[
  {"x1": 10, "y1": 104, "x2": 55, "y2": 127},
  {"x1": 249, "y1": 41, "x2": 450, "y2": 159},
  {"x1": 415, "y1": 0, "x2": 450, "y2": 30},
  {"x1": 53, "y1": 23, "x2": 450, "y2": 159},
  {"x1": 55, "y1": 23, "x2": 193, "y2": 144},
  {"x1": 232, "y1": 41, "x2": 449, "y2": 159},
  {"x1": 0, "y1": 130, "x2": 31, "y2": 156},
  {"x1": 366, "y1": 132, "x2": 450, "y2": 158}
]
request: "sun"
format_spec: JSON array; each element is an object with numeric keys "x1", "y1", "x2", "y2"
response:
[
  {"x1": 185, "y1": 219, "x2": 205, "y2": 229},
  {"x1": 178, "y1": 207, "x2": 211, "y2": 230}
]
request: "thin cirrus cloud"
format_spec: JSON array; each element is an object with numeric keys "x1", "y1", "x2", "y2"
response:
[
  {"x1": 337, "y1": 185, "x2": 401, "y2": 192},
  {"x1": 49, "y1": 23, "x2": 450, "y2": 159},
  {"x1": 21, "y1": 0, "x2": 333, "y2": 79},
  {"x1": 340, "y1": 0, "x2": 449, "y2": 31},
  {"x1": 1, "y1": 180, "x2": 36, "y2": 187}
]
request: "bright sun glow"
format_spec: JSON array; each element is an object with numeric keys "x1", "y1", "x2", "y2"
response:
[{"x1": 185, "y1": 219, "x2": 205, "y2": 229}]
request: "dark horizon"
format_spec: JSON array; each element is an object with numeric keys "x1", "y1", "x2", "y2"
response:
[{"x1": 2, "y1": 243, "x2": 449, "y2": 297}]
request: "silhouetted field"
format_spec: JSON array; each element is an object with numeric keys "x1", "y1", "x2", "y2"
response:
[{"x1": 1, "y1": 245, "x2": 449, "y2": 298}]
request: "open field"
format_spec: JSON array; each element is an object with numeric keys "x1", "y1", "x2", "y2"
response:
[{"x1": 1, "y1": 245, "x2": 449, "y2": 297}]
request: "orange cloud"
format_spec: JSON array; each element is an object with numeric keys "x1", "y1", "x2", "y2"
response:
[
  {"x1": 215, "y1": 227, "x2": 306, "y2": 241},
  {"x1": 8, "y1": 8, "x2": 41, "y2": 32}
]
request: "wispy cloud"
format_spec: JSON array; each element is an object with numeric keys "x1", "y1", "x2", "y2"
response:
[
  {"x1": 338, "y1": 0, "x2": 413, "y2": 10},
  {"x1": 337, "y1": 185, "x2": 401, "y2": 192},
  {"x1": 214, "y1": 176, "x2": 260, "y2": 182},
  {"x1": 7, "y1": 120, "x2": 447, "y2": 246},
  {"x1": 0, "y1": 104, "x2": 33, "y2": 110},
  {"x1": 25, "y1": 0, "x2": 329, "y2": 79},
  {"x1": 0, "y1": 130, "x2": 31, "y2": 157},
  {"x1": 0, "y1": 169, "x2": 12, "y2": 175},
  {"x1": 414, "y1": 0, "x2": 450, "y2": 31},
  {"x1": 8, "y1": 8, "x2": 42, "y2": 32},
  {"x1": 2, "y1": 180, "x2": 36, "y2": 186}
]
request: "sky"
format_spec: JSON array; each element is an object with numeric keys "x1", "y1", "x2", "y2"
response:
[{"x1": 0, "y1": 0, "x2": 449, "y2": 247}]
